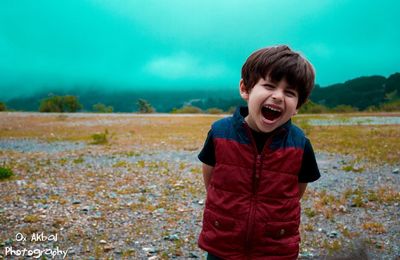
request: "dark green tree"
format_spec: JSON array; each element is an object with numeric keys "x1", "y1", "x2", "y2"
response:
[
  {"x1": 0, "y1": 102, "x2": 6, "y2": 111},
  {"x1": 298, "y1": 100, "x2": 328, "y2": 114},
  {"x1": 39, "y1": 95, "x2": 82, "y2": 112},
  {"x1": 385, "y1": 73, "x2": 400, "y2": 95},
  {"x1": 171, "y1": 105, "x2": 202, "y2": 114},
  {"x1": 63, "y1": 95, "x2": 82, "y2": 112},
  {"x1": 92, "y1": 103, "x2": 113, "y2": 113},
  {"x1": 137, "y1": 99, "x2": 155, "y2": 113}
]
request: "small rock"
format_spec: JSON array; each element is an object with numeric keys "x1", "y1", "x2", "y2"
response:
[
  {"x1": 393, "y1": 168, "x2": 399, "y2": 174},
  {"x1": 154, "y1": 208, "x2": 165, "y2": 215},
  {"x1": 148, "y1": 256, "x2": 159, "y2": 260},
  {"x1": 164, "y1": 234, "x2": 179, "y2": 241},
  {"x1": 103, "y1": 244, "x2": 114, "y2": 251},
  {"x1": 72, "y1": 200, "x2": 81, "y2": 205},
  {"x1": 198, "y1": 199, "x2": 205, "y2": 205},
  {"x1": 99, "y1": 240, "x2": 107, "y2": 244},
  {"x1": 142, "y1": 247, "x2": 158, "y2": 254},
  {"x1": 299, "y1": 251, "x2": 314, "y2": 259},
  {"x1": 328, "y1": 231, "x2": 338, "y2": 238},
  {"x1": 189, "y1": 252, "x2": 200, "y2": 258},
  {"x1": 339, "y1": 205, "x2": 347, "y2": 212},
  {"x1": 16, "y1": 180, "x2": 26, "y2": 186}
]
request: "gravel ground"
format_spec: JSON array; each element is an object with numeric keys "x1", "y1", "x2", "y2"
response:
[{"x1": 0, "y1": 138, "x2": 399, "y2": 259}]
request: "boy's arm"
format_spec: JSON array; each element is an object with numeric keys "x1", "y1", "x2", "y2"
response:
[
  {"x1": 299, "y1": 182, "x2": 308, "y2": 199},
  {"x1": 202, "y1": 163, "x2": 214, "y2": 191}
]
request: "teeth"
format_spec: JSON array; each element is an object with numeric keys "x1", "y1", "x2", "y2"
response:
[{"x1": 264, "y1": 105, "x2": 281, "y2": 112}]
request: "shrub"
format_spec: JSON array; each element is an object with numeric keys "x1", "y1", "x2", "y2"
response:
[
  {"x1": 380, "y1": 99, "x2": 400, "y2": 111},
  {"x1": 0, "y1": 102, "x2": 6, "y2": 111},
  {"x1": 91, "y1": 129, "x2": 109, "y2": 145},
  {"x1": 39, "y1": 95, "x2": 82, "y2": 112},
  {"x1": 299, "y1": 100, "x2": 328, "y2": 114},
  {"x1": 63, "y1": 95, "x2": 83, "y2": 112},
  {"x1": 365, "y1": 105, "x2": 378, "y2": 112},
  {"x1": 92, "y1": 103, "x2": 113, "y2": 113},
  {"x1": 330, "y1": 105, "x2": 358, "y2": 113},
  {"x1": 207, "y1": 108, "x2": 224, "y2": 114},
  {"x1": 137, "y1": 99, "x2": 155, "y2": 113},
  {"x1": 227, "y1": 106, "x2": 236, "y2": 114},
  {"x1": 0, "y1": 167, "x2": 14, "y2": 180},
  {"x1": 171, "y1": 106, "x2": 202, "y2": 114}
]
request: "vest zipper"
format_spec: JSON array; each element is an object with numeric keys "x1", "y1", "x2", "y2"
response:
[{"x1": 243, "y1": 123, "x2": 277, "y2": 256}]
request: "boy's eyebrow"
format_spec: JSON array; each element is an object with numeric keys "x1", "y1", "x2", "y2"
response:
[
  {"x1": 261, "y1": 81, "x2": 276, "y2": 86},
  {"x1": 263, "y1": 78, "x2": 296, "y2": 90}
]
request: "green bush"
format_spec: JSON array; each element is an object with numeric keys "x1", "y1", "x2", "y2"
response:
[
  {"x1": 365, "y1": 105, "x2": 379, "y2": 112},
  {"x1": 0, "y1": 102, "x2": 6, "y2": 111},
  {"x1": 207, "y1": 108, "x2": 224, "y2": 114},
  {"x1": 330, "y1": 105, "x2": 358, "y2": 113},
  {"x1": 91, "y1": 129, "x2": 109, "y2": 145},
  {"x1": 227, "y1": 106, "x2": 236, "y2": 114},
  {"x1": 380, "y1": 99, "x2": 400, "y2": 112},
  {"x1": 92, "y1": 103, "x2": 113, "y2": 113},
  {"x1": 0, "y1": 167, "x2": 14, "y2": 180},
  {"x1": 171, "y1": 105, "x2": 202, "y2": 114},
  {"x1": 39, "y1": 95, "x2": 82, "y2": 112},
  {"x1": 137, "y1": 99, "x2": 155, "y2": 113},
  {"x1": 299, "y1": 101, "x2": 328, "y2": 114}
]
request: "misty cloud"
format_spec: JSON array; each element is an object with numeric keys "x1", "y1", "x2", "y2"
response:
[
  {"x1": 0, "y1": 0, "x2": 399, "y2": 99},
  {"x1": 144, "y1": 52, "x2": 231, "y2": 80}
]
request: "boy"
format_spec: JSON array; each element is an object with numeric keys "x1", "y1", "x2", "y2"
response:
[{"x1": 198, "y1": 45, "x2": 320, "y2": 259}]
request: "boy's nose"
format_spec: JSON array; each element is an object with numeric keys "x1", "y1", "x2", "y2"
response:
[{"x1": 271, "y1": 90, "x2": 284, "y2": 102}]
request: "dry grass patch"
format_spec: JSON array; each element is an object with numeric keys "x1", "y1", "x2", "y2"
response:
[{"x1": 307, "y1": 125, "x2": 400, "y2": 165}]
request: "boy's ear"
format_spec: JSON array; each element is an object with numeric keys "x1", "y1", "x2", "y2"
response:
[{"x1": 239, "y1": 79, "x2": 249, "y2": 101}]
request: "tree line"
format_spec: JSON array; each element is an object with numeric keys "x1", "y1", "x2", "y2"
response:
[
  {"x1": 1, "y1": 73, "x2": 399, "y2": 113},
  {"x1": 1, "y1": 95, "x2": 399, "y2": 114}
]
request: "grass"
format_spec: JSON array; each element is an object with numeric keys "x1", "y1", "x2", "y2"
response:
[
  {"x1": 362, "y1": 222, "x2": 387, "y2": 234},
  {"x1": 0, "y1": 166, "x2": 14, "y2": 180},
  {"x1": 0, "y1": 112, "x2": 398, "y2": 258},
  {"x1": 90, "y1": 129, "x2": 109, "y2": 145},
  {"x1": 0, "y1": 112, "x2": 398, "y2": 165},
  {"x1": 304, "y1": 124, "x2": 400, "y2": 165}
]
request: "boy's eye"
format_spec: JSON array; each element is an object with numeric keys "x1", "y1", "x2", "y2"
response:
[
  {"x1": 263, "y1": 84, "x2": 275, "y2": 89},
  {"x1": 285, "y1": 90, "x2": 297, "y2": 97}
]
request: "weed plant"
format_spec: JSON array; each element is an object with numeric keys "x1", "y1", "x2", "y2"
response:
[
  {"x1": 0, "y1": 166, "x2": 14, "y2": 180},
  {"x1": 91, "y1": 129, "x2": 109, "y2": 145}
]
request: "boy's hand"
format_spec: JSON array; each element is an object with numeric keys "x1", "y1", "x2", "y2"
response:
[{"x1": 202, "y1": 163, "x2": 214, "y2": 191}]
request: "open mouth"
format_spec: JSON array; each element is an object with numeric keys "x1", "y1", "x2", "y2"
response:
[{"x1": 261, "y1": 105, "x2": 282, "y2": 121}]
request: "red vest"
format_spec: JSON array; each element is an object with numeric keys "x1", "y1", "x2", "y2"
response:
[{"x1": 198, "y1": 107, "x2": 305, "y2": 260}]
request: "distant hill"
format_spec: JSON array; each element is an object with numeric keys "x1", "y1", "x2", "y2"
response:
[
  {"x1": 2, "y1": 73, "x2": 399, "y2": 112},
  {"x1": 310, "y1": 73, "x2": 400, "y2": 110}
]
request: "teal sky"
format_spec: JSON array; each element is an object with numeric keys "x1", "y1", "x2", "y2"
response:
[{"x1": 0, "y1": 0, "x2": 399, "y2": 99}]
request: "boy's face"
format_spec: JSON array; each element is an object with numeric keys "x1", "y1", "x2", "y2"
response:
[{"x1": 240, "y1": 77, "x2": 299, "y2": 133}]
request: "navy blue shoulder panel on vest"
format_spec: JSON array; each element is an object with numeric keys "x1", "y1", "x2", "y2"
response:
[
  {"x1": 270, "y1": 123, "x2": 306, "y2": 150},
  {"x1": 211, "y1": 116, "x2": 251, "y2": 145}
]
